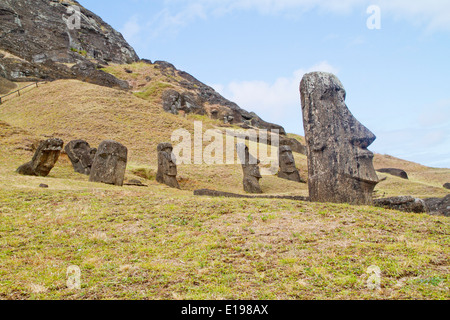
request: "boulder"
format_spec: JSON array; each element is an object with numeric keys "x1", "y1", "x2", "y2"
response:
[
  {"x1": 423, "y1": 195, "x2": 450, "y2": 217},
  {"x1": 16, "y1": 138, "x2": 63, "y2": 177},
  {"x1": 376, "y1": 168, "x2": 409, "y2": 180},
  {"x1": 64, "y1": 140, "x2": 96, "y2": 175},
  {"x1": 237, "y1": 143, "x2": 262, "y2": 194},
  {"x1": 278, "y1": 145, "x2": 304, "y2": 183},
  {"x1": 156, "y1": 142, "x2": 180, "y2": 189},
  {"x1": 161, "y1": 89, "x2": 204, "y2": 115},
  {"x1": 443, "y1": 183, "x2": 450, "y2": 190},
  {"x1": 374, "y1": 196, "x2": 429, "y2": 213},
  {"x1": 300, "y1": 72, "x2": 379, "y2": 205},
  {"x1": 89, "y1": 140, "x2": 127, "y2": 186}
]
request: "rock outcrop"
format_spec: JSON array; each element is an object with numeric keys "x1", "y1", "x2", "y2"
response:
[
  {"x1": 423, "y1": 195, "x2": 450, "y2": 217},
  {"x1": 300, "y1": 72, "x2": 379, "y2": 205},
  {"x1": 374, "y1": 196, "x2": 428, "y2": 214},
  {"x1": 377, "y1": 168, "x2": 409, "y2": 180},
  {"x1": 89, "y1": 140, "x2": 127, "y2": 186},
  {"x1": 161, "y1": 89, "x2": 204, "y2": 115},
  {"x1": 0, "y1": 0, "x2": 138, "y2": 88},
  {"x1": 16, "y1": 138, "x2": 63, "y2": 176},
  {"x1": 157, "y1": 61, "x2": 287, "y2": 135}
]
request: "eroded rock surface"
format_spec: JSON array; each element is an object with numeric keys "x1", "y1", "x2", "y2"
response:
[
  {"x1": 237, "y1": 143, "x2": 262, "y2": 194},
  {"x1": 16, "y1": 138, "x2": 63, "y2": 176},
  {"x1": 89, "y1": 140, "x2": 127, "y2": 186},
  {"x1": 156, "y1": 142, "x2": 180, "y2": 189},
  {"x1": 300, "y1": 72, "x2": 379, "y2": 205}
]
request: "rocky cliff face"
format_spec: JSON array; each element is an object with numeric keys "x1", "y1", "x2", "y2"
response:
[
  {"x1": 0, "y1": 0, "x2": 298, "y2": 140},
  {"x1": 0, "y1": 0, "x2": 138, "y2": 88}
]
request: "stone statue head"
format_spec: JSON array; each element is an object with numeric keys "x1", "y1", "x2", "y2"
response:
[
  {"x1": 237, "y1": 143, "x2": 262, "y2": 193},
  {"x1": 89, "y1": 140, "x2": 128, "y2": 186},
  {"x1": 65, "y1": 140, "x2": 95, "y2": 175},
  {"x1": 156, "y1": 142, "x2": 180, "y2": 189},
  {"x1": 157, "y1": 143, "x2": 177, "y2": 177},
  {"x1": 32, "y1": 138, "x2": 64, "y2": 176},
  {"x1": 300, "y1": 72, "x2": 379, "y2": 205},
  {"x1": 277, "y1": 145, "x2": 303, "y2": 183},
  {"x1": 279, "y1": 145, "x2": 297, "y2": 173}
]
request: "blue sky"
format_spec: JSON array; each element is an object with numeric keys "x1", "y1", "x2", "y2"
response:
[{"x1": 79, "y1": 0, "x2": 450, "y2": 168}]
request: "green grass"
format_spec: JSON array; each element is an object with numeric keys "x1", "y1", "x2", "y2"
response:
[
  {"x1": 0, "y1": 77, "x2": 448, "y2": 300},
  {"x1": 0, "y1": 185, "x2": 447, "y2": 300}
]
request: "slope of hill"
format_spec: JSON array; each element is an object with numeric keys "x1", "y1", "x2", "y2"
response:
[
  {"x1": 0, "y1": 76, "x2": 449, "y2": 301},
  {"x1": 0, "y1": 0, "x2": 448, "y2": 301}
]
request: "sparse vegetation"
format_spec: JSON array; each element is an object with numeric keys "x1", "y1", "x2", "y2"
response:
[{"x1": 0, "y1": 75, "x2": 448, "y2": 300}]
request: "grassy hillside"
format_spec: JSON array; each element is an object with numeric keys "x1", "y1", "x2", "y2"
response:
[{"x1": 0, "y1": 78, "x2": 448, "y2": 300}]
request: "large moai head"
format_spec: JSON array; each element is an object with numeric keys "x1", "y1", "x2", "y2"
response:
[
  {"x1": 89, "y1": 140, "x2": 127, "y2": 186},
  {"x1": 300, "y1": 72, "x2": 379, "y2": 205},
  {"x1": 237, "y1": 143, "x2": 262, "y2": 194},
  {"x1": 156, "y1": 142, "x2": 180, "y2": 189},
  {"x1": 16, "y1": 138, "x2": 64, "y2": 177},
  {"x1": 278, "y1": 145, "x2": 303, "y2": 183},
  {"x1": 65, "y1": 140, "x2": 96, "y2": 175}
]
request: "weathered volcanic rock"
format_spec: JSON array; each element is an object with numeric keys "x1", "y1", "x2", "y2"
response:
[
  {"x1": 0, "y1": 0, "x2": 138, "y2": 88},
  {"x1": 377, "y1": 168, "x2": 409, "y2": 180},
  {"x1": 443, "y1": 183, "x2": 450, "y2": 190},
  {"x1": 237, "y1": 143, "x2": 262, "y2": 194},
  {"x1": 161, "y1": 89, "x2": 204, "y2": 115},
  {"x1": 278, "y1": 145, "x2": 303, "y2": 183},
  {"x1": 300, "y1": 72, "x2": 379, "y2": 205},
  {"x1": 16, "y1": 138, "x2": 64, "y2": 176},
  {"x1": 423, "y1": 195, "x2": 450, "y2": 217},
  {"x1": 64, "y1": 140, "x2": 96, "y2": 175},
  {"x1": 374, "y1": 196, "x2": 428, "y2": 213},
  {"x1": 154, "y1": 61, "x2": 286, "y2": 134},
  {"x1": 156, "y1": 142, "x2": 180, "y2": 189},
  {"x1": 89, "y1": 140, "x2": 127, "y2": 186}
]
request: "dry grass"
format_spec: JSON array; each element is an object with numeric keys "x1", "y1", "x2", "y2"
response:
[{"x1": 0, "y1": 77, "x2": 448, "y2": 300}]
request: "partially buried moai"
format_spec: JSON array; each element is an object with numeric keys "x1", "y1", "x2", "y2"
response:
[
  {"x1": 16, "y1": 138, "x2": 64, "y2": 177},
  {"x1": 89, "y1": 140, "x2": 127, "y2": 186},
  {"x1": 156, "y1": 142, "x2": 180, "y2": 189},
  {"x1": 300, "y1": 72, "x2": 379, "y2": 205},
  {"x1": 237, "y1": 143, "x2": 262, "y2": 194},
  {"x1": 65, "y1": 140, "x2": 97, "y2": 175},
  {"x1": 278, "y1": 145, "x2": 303, "y2": 183}
]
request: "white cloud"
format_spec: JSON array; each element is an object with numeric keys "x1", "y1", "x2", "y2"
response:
[
  {"x1": 160, "y1": 0, "x2": 450, "y2": 32},
  {"x1": 121, "y1": 15, "x2": 142, "y2": 44},
  {"x1": 213, "y1": 61, "x2": 338, "y2": 125}
]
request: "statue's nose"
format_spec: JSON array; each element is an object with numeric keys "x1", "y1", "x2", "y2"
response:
[{"x1": 349, "y1": 119, "x2": 376, "y2": 149}]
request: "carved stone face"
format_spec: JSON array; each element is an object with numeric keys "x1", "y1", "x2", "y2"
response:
[
  {"x1": 237, "y1": 143, "x2": 262, "y2": 193},
  {"x1": 300, "y1": 72, "x2": 379, "y2": 205},
  {"x1": 31, "y1": 138, "x2": 64, "y2": 176},
  {"x1": 159, "y1": 145, "x2": 177, "y2": 177},
  {"x1": 65, "y1": 140, "x2": 95, "y2": 175},
  {"x1": 89, "y1": 140, "x2": 127, "y2": 186},
  {"x1": 156, "y1": 142, "x2": 180, "y2": 189},
  {"x1": 279, "y1": 145, "x2": 297, "y2": 173}
]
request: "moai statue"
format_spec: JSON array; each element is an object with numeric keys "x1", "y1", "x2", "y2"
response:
[
  {"x1": 237, "y1": 143, "x2": 262, "y2": 194},
  {"x1": 156, "y1": 142, "x2": 180, "y2": 189},
  {"x1": 65, "y1": 140, "x2": 97, "y2": 175},
  {"x1": 300, "y1": 72, "x2": 379, "y2": 205},
  {"x1": 16, "y1": 138, "x2": 64, "y2": 177},
  {"x1": 89, "y1": 140, "x2": 127, "y2": 186},
  {"x1": 278, "y1": 145, "x2": 303, "y2": 183}
]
